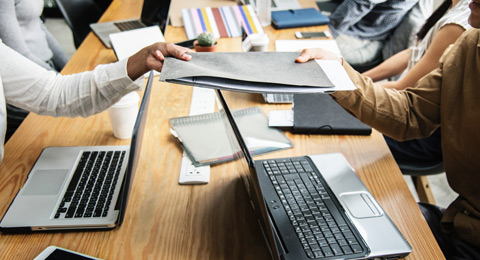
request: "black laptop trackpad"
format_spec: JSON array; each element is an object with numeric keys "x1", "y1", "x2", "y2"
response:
[
  {"x1": 340, "y1": 193, "x2": 383, "y2": 218},
  {"x1": 21, "y1": 170, "x2": 68, "y2": 196}
]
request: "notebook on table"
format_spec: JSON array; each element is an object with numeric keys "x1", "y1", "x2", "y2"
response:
[
  {"x1": 215, "y1": 89, "x2": 412, "y2": 259},
  {"x1": 169, "y1": 106, "x2": 293, "y2": 166},
  {"x1": 271, "y1": 8, "x2": 330, "y2": 29},
  {"x1": 292, "y1": 94, "x2": 371, "y2": 135},
  {"x1": 90, "y1": 0, "x2": 171, "y2": 48},
  {"x1": 0, "y1": 72, "x2": 155, "y2": 233}
]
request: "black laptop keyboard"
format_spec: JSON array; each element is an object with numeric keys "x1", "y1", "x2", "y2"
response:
[
  {"x1": 54, "y1": 151, "x2": 126, "y2": 219},
  {"x1": 262, "y1": 158, "x2": 365, "y2": 259},
  {"x1": 114, "y1": 20, "x2": 146, "y2": 31}
]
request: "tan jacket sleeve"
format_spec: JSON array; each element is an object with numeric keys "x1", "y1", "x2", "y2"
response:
[{"x1": 330, "y1": 60, "x2": 442, "y2": 141}]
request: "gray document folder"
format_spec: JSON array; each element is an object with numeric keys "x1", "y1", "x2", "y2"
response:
[{"x1": 159, "y1": 52, "x2": 337, "y2": 93}]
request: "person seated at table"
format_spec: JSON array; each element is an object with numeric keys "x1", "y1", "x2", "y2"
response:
[
  {"x1": 363, "y1": 0, "x2": 470, "y2": 90},
  {"x1": 0, "y1": 0, "x2": 69, "y2": 71},
  {"x1": 294, "y1": 0, "x2": 480, "y2": 257},
  {"x1": 0, "y1": 41, "x2": 192, "y2": 164},
  {"x1": 328, "y1": 0, "x2": 420, "y2": 66},
  {"x1": 0, "y1": 0, "x2": 71, "y2": 142},
  {"x1": 362, "y1": 0, "x2": 470, "y2": 169}
]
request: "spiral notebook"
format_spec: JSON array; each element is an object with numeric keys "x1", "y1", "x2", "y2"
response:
[{"x1": 169, "y1": 106, "x2": 293, "y2": 166}]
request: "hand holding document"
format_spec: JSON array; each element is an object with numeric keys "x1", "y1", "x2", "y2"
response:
[
  {"x1": 110, "y1": 26, "x2": 165, "y2": 76},
  {"x1": 159, "y1": 52, "x2": 356, "y2": 93}
]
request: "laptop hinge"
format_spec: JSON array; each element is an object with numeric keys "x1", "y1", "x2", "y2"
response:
[{"x1": 266, "y1": 205, "x2": 287, "y2": 256}]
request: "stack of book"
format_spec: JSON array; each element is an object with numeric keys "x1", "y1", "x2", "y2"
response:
[{"x1": 182, "y1": 5, "x2": 264, "y2": 40}]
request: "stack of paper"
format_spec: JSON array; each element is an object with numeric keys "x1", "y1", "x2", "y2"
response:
[{"x1": 182, "y1": 5, "x2": 264, "y2": 40}]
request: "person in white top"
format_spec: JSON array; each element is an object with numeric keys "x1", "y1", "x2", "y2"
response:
[
  {"x1": 363, "y1": 0, "x2": 471, "y2": 90},
  {"x1": 0, "y1": 41, "x2": 192, "y2": 163}
]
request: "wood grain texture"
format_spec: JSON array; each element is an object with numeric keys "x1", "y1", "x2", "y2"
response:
[{"x1": 0, "y1": 0, "x2": 444, "y2": 259}]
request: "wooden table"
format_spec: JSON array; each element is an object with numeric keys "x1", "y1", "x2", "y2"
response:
[{"x1": 0, "y1": 0, "x2": 444, "y2": 259}]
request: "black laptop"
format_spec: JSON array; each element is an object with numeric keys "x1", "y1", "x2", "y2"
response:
[{"x1": 215, "y1": 89, "x2": 412, "y2": 259}]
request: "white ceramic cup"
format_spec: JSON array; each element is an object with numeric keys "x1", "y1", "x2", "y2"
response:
[
  {"x1": 108, "y1": 91, "x2": 140, "y2": 139},
  {"x1": 250, "y1": 33, "x2": 269, "y2": 52}
]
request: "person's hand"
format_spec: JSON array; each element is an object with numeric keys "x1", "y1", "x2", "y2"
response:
[
  {"x1": 295, "y1": 48, "x2": 342, "y2": 64},
  {"x1": 127, "y1": 42, "x2": 193, "y2": 80}
]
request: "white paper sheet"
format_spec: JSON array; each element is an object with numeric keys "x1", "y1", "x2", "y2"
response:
[
  {"x1": 275, "y1": 39, "x2": 342, "y2": 57},
  {"x1": 109, "y1": 26, "x2": 165, "y2": 60}
]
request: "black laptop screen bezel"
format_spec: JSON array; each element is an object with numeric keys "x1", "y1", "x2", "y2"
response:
[
  {"x1": 215, "y1": 89, "x2": 282, "y2": 259},
  {"x1": 116, "y1": 71, "x2": 154, "y2": 226},
  {"x1": 140, "y1": 0, "x2": 172, "y2": 34}
]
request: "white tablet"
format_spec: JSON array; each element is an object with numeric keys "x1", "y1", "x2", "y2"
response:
[{"x1": 34, "y1": 246, "x2": 101, "y2": 260}]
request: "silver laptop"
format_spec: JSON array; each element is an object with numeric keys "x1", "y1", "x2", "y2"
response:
[
  {"x1": 0, "y1": 72, "x2": 154, "y2": 233},
  {"x1": 90, "y1": 0, "x2": 171, "y2": 48},
  {"x1": 215, "y1": 89, "x2": 412, "y2": 259}
]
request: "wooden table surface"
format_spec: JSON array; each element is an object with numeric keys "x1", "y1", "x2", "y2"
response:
[{"x1": 0, "y1": 0, "x2": 444, "y2": 259}]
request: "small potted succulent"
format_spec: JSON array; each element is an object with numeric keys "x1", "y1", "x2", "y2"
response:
[{"x1": 194, "y1": 31, "x2": 217, "y2": 52}]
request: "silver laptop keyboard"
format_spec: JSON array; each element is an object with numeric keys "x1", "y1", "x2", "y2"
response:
[
  {"x1": 54, "y1": 151, "x2": 126, "y2": 219},
  {"x1": 262, "y1": 158, "x2": 366, "y2": 258},
  {"x1": 114, "y1": 20, "x2": 146, "y2": 31}
]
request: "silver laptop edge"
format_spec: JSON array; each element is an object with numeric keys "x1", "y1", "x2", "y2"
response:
[
  {"x1": 309, "y1": 153, "x2": 412, "y2": 259},
  {"x1": 0, "y1": 146, "x2": 128, "y2": 231}
]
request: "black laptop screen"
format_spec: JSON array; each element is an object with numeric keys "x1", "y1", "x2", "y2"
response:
[
  {"x1": 215, "y1": 90, "x2": 281, "y2": 259},
  {"x1": 141, "y1": 0, "x2": 172, "y2": 33},
  {"x1": 116, "y1": 71, "x2": 154, "y2": 226}
]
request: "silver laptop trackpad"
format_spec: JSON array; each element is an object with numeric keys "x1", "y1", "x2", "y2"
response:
[
  {"x1": 21, "y1": 170, "x2": 68, "y2": 196},
  {"x1": 340, "y1": 192, "x2": 383, "y2": 218}
]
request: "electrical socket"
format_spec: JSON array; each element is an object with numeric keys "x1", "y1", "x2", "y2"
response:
[
  {"x1": 178, "y1": 153, "x2": 210, "y2": 184},
  {"x1": 178, "y1": 87, "x2": 215, "y2": 185}
]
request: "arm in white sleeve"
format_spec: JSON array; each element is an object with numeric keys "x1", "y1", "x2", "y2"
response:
[{"x1": 0, "y1": 41, "x2": 143, "y2": 118}]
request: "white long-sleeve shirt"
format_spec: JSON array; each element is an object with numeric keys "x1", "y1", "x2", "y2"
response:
[{"x1": 0, "y1": 40, "x2": 143, "y2": 162}]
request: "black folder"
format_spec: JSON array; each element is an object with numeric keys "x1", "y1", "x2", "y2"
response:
[
  {"x1": 271, "y1": 8, "x2": 330, "y2": 29},
  {"x1": 293, "y1": 94, "x2": 371, "y2": 135}
]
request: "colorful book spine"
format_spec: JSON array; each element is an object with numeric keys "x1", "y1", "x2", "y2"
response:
[{"x1": 182, "y1": 5, "x2": 264, "y2": 40}]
